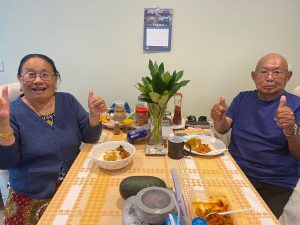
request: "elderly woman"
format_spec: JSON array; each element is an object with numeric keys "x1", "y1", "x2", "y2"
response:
[{"x1": 0, "y1": 54, "x2": 107, "y2": 224}]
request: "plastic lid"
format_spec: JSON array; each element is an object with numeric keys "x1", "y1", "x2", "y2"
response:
[
  {"x1": 135, "y1": 107, "x2": 148, "y2": 114},
  {"x1": 192, "y1": 217, "x2": 207, "y2": 225},
  {"x1": 122, "y1": 119, "x2": 133, "y2": 125},
  {"x1": 134, "y1": 187, "x2": 177, "y2": 224}
]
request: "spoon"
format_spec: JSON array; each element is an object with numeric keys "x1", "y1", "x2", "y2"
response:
[{"x1": 204, "y1": 208, "x2": 253, "y2": 218}]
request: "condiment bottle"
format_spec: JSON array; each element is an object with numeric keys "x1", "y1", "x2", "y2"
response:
[
  {"x1": 134, "y1": 107, "x2": 148, "y2": 126},
  {"x1": 173, "y1": 93, "x2": 182, "y2": 125},
  {"x1": 113, "y1": 121, "x2": 121, "y2": 135},
  {"x1": 113, "y1": 101, "x2": 126, "y2": 122}
]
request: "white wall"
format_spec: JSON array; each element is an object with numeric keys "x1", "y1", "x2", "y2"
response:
[{"x1": 1, "y1": 0, "x2": 300, "y2": 117}]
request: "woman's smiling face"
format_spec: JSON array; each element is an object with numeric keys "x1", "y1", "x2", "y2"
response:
[{"x1": 19, "y1": 57, "x2": 58, "y2": 103}]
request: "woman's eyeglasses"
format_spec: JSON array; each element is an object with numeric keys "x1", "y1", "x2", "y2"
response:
[{"x1": 22, "y1": 71, "x2": 54, "y2": 81}]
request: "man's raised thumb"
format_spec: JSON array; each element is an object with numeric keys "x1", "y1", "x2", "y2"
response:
[
  {"x1": 278, "y1": 95, "x2": 286, "y2": 108},
  {"x1": 220, "y1": 96, "x2": 226, "y2": 107}
]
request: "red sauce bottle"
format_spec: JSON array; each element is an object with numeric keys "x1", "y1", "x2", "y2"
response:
[{"x1": 173, "y1": 93, "x2": 182, "y2": 125}]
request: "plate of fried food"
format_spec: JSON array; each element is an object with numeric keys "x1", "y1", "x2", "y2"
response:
[{"x1": 183, "y1": 135, "x2": 227, "y2": 156}]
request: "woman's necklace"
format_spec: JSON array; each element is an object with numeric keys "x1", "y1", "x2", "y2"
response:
[
  {"x1": 23, "y1": 96, "x2": 56, "y2": 125},
  {"x1": 40, "y1": 113, "x2": 55, "y2": 126}
]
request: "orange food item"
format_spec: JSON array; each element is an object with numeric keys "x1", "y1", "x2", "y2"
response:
[
  {"x1": 206, "y1": 213, "x2": 234, "y2": 225},
  {"x1": 192, "y1": 195, "x2": 233, "y2": 225},
  {"x1": 185, "y1": 137, "x2": 212, "y2": 153},
  {"x1": 116, "y1": 145, "x2": 131, "y2": 159},
  {"x1": 101, "y1": 114, "x2": 109, "y2": 123}
]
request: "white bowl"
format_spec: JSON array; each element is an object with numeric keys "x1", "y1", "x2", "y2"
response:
[{"x1": 91, "y1": 141, "x2": 136, "y2": 170}]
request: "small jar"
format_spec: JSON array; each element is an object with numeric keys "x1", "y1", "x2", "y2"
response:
[
  {"x1": 113, "y1": 121, "x2": 121, "y2": 135},
  {"x1": 134, "y1": 107, "x2": 148, "y2": 127},
  {"x1": 113, "y1": 102, "x2": 126, "y2": 122}
]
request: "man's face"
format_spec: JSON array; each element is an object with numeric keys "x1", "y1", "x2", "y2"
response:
[{"x1": 251, "y1": 55, "x2": 291, "y2": 100}]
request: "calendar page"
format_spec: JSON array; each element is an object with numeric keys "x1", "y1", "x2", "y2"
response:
[{"x1": 143, "y1": 8, "x2": 172, "y2": 51}]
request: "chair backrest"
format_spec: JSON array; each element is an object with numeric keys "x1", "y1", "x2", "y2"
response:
[
  {"x1": 0, "y1": 82, "x2": 22, "y2": 102},
  {"x1": 292, "y1": 85, "x2": 300, "y2": 97},
  {"x1": 279, "y1": 179, "x2": 300, "y2": 224}
]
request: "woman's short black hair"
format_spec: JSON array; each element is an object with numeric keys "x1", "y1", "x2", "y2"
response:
[{"x1": 17, "y1": 54, "x2": 61, "y2": 81}]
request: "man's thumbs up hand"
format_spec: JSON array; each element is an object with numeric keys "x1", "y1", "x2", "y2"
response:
[
  {"x1": 276, "y1": 95, "x2": 296, "y2": 133},
  {"x1": 211, "y1": 96, "x2": 228, "y2": 122}
]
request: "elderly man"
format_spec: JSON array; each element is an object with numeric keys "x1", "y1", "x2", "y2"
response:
[{"x1": 211, "y1": 53, "x2": 300, "y2": 218}]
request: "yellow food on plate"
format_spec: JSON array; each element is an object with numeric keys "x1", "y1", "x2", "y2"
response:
[
  {"x1": 102, "y1": 145, "x2": 131, "y2": 161},
  {"x1": 103, "y1": 150, "x2": 118, "y2": 161},
  {"x1": 185, "y1": 137, "x2": 212, "y2": 153}
]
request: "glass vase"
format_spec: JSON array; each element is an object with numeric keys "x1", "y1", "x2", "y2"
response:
[{"x1": 148, "y1": 103, "x2": 166, "y2": 145}]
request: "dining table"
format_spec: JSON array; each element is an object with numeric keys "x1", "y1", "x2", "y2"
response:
[{"x1": 38, "y1": 127, "x2": 280, "y2": 225}]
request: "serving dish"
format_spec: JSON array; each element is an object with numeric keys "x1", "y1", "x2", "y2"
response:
[
  {"x1": 188, "y1": 189, "x2": 237, "y2": 225},
  {"x1": 182, "y1": 135, "x2": 227, "y2": 156},
  {"x1": 91, "y1": 141, "x2": 135, "y2": 170}
]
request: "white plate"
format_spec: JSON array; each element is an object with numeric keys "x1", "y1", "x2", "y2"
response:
[{"x1": 183, "y1": 135, "x2": 227, "y2": 156}]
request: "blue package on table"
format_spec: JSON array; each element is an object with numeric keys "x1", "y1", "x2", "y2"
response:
[{"x1": 127, "y1": 125, "x2": 150, "y2": 143}]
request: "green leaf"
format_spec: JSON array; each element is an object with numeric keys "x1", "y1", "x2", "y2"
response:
[
  {"x1": 145, "y1": 83, "x2": 153, "y2": 92},
  {"x1": 158, "y1": 94, "x2": 169, "y2": 105},
  {"x1": 135, "y1": 83, "x2": 147, "y2": 94},
  {"x1": 152, "y1": 72, "x2": 166, "y2": 94},
  {"x1": 169, "y1": 80, "x2": 190, "y2": 96},
  {"x1": 146, "y1": 76, "x2": 152, "y2": 85},
  {"x1": 148, "y1": 60, "x2": 155, "y2": 77},
  {"x1": 142, "y1": 77, "x2": 149, "y2": 86},
  {"x1": 158, "y1": 62, "x2": 164, "y2": 74},
  {"x1": 162, "y1": 71, "x2": 171, "y2": 85},
  {"x1": 149, "y1": 92, "x2": 161, "y2": 103},
  {"x1": 153, "y1": 61, "x2": 159, "y2": 73},
  {"x1": 166, "y1": 72, "x2": 177, "y2": 91},
  {"x1": 162, "y1": 90, "x2": 169, "y2": 96},
  {"x1": 174, "y1": 70, "x2": 184, "y2": 82},
  {"x1": 138, "y1": 94, "x2": 152, "y2": 103}
]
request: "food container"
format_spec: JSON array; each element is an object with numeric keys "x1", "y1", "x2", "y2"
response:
[
  {"x1": 113, "y1": 100, "x2": 126, "y2": 122},
  {"x1": 134, "y1": 107, "x2": 148, "y2": 126},
  {"x1": 134, "y1": 187, "x2": 177, "y2": 225},
  {"x1": 188, "y1": 189, "x2": 239, "y2": 225}
]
